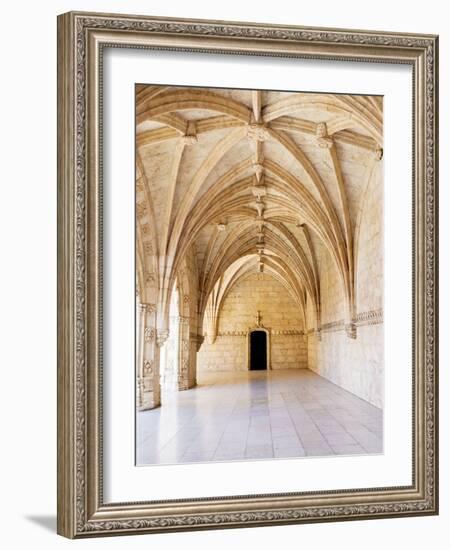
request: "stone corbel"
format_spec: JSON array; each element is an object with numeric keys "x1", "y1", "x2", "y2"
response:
[
  {"x1": 156, "y1": 329, "x2": 170, "y2": 347},
  {"x1": 345, "y1": 321, "x2": 357, "y2": 339},
  {"x1": 315, "y1": 122, "x2": 334, "y2": 149}
]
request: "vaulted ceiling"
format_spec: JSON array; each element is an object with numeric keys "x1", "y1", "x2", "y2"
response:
[{"x1": 135, "y1": 85, "x2": 383, "y2": 338}]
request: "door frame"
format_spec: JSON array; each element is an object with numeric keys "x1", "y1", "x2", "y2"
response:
[{"x1": 247, "y1": 328, "x2": 271, "y2": 371}]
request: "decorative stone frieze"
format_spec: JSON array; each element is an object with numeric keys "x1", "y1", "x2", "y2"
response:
[
  {"x1": 272, "y1": 329, "x2": 304, "y2": 336},
  {"x1": 355, "y1": 308, "x2": 383, "y2": 326},
  {"x1": 321, "y1": 319, "x2": 345, "y2": 332},
  {"x1": 308, "y1": 310, "x2": 383, "y2": 337},
  {"x1": 217, "y1": 331, "x2": 247, "y2": 337}
]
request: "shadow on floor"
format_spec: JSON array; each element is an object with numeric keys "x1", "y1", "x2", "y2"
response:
[{"x1": 25, "y1": 515, "x2": 56, "y2": 533}]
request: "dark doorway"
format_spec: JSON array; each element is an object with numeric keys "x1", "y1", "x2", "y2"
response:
[{"x1": 250, "y1": 331, "x2": 267, "y2": 370}]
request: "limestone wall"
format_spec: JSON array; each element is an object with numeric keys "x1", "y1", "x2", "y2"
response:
[
  {"x1": 307, "y1": 324, "x2": 383, "y2": 407},
  {"x1": 197, "y1": 272, "x2": 307, "y2": 372},
  {"x1": 306, "y1": 165, "x2": 384, "y2": 408}
]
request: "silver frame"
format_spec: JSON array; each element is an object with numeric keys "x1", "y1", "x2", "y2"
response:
[{"x1": 57, "y1": 11, "x2": 439, "y2": 538}]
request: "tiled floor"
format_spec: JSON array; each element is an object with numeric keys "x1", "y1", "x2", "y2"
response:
[{"x1": 136, "y1": 369, "x2": 383, "y2": 465}]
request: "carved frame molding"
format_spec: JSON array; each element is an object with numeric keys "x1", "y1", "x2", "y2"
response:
[{"x1": 57, "y1": 11, "x2": 438, "y2": 538}]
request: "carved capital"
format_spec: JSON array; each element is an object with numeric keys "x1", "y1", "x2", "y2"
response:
[
  {"x1": 156, "y1": 329, "x2": 170, "y2": 347},
  {"x1": 139, "y1": 302, "x2": 156, "y2": 315},
  {"x1": 315, "y1": 122, "x2": 333, "y2": 148}
]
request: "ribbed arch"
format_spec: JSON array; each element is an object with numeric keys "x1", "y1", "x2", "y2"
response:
[{"x1": 135, "y1": 85, "x2": 382, "y2": 337}]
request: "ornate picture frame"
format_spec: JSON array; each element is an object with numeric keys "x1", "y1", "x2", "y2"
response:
[{"x1": 57, "y1": 11, "x2": 438, "y2": 538}]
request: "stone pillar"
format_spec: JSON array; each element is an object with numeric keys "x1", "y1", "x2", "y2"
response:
[
  {"x1": 177, "y1": 316, "x2": 190, "y2": 390},
  {"x1": 137, "y1": 303, "x2": 161, "y2": 410}
]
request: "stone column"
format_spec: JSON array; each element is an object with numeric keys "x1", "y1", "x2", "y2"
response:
[
  {"x1": 176, "y1": 316, "x2": 188, "y2": 390},
  {"x1": 137, "y1": 303, "x2": 161, "y2": 410}
]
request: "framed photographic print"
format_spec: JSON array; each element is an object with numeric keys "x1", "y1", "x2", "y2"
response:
[{"x1": 57, "y1": 11, "x2": 439, "y2": 538}]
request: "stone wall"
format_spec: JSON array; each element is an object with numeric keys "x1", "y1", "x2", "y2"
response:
[
  {"x1": 306, "y1": 165, "x2": 384, "y2": 408},
  {"x1": 197, "y1": 272, "x2": 307, "y2": 372},
  {"x1": 307, "y1": 323, "x2": 383, "y2": 408}
]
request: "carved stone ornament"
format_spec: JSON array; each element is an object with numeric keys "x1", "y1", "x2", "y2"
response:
[
  {"x1": 144, "y1": 327, "x2": 155, "y2": 342},
  {"x1": 246, "y1": 123, "x2": 271, "y2": 141},
  {"x1": 373, "y1": 147, "x2": 384, "y2": 161},
  {"x1": 251, "y1": 185, "x2": 266, "y2": 201},
  {"x1": 315, "y1": 122, "x2": 333, "y2": 148},
  {"x1": 345, "y1": 321, "x2": 357, "y2": 339},
  {"x1": 136, "y1": 201, "x2": 147, "y2": 218},
  {"x1": 181, "y1": 134, "x2": 198, "y2": 146},
  {"x1": 144, "y1": 271, "x2": 156, "y2": 283},
  {"x1": 156, "y1": 329, "x2": 170, "y2": 347},
  {"x1": 139, "y1": 302, "x2": 156, "y2": 315},
  {"x1": 143, "y1": 359, "x2": 154, "y2": 375},
  {"x1": 252, "y1": 162, "x2": 264, "y2": 181}
]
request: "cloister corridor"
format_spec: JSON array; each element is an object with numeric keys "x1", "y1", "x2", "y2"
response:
[{"x1": 135, "y1": 85, "x2": 384, "y2": 465}]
